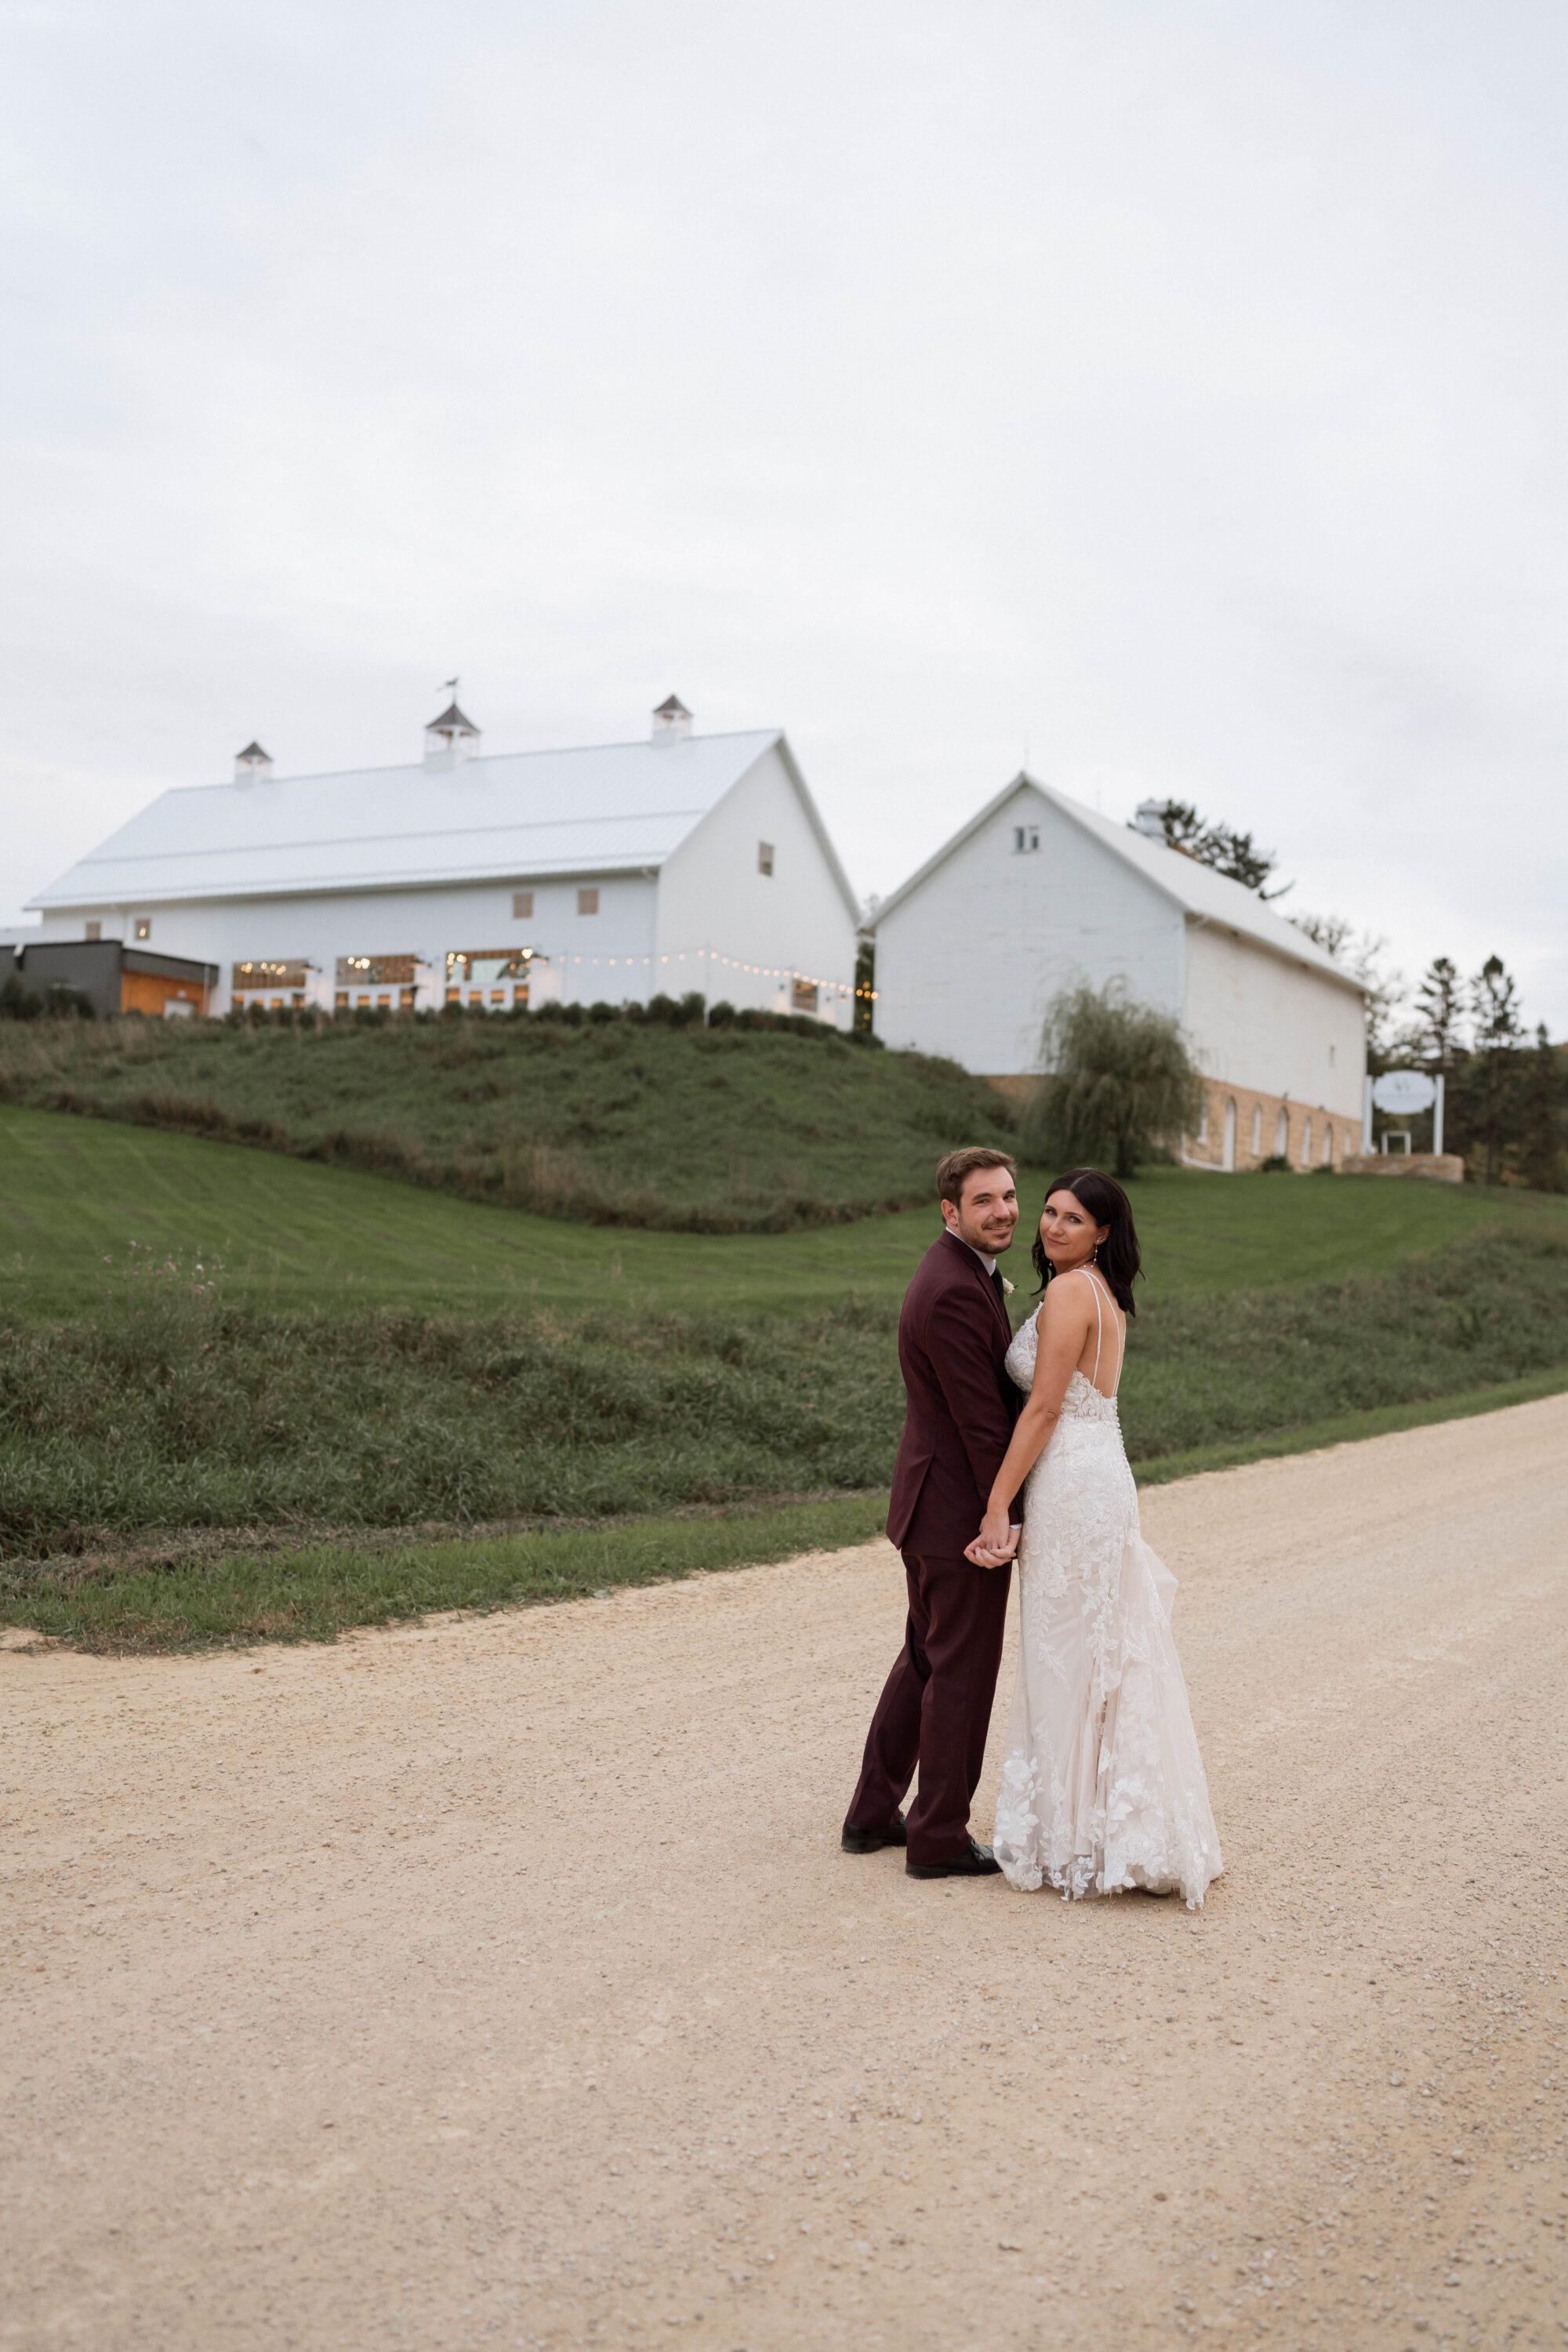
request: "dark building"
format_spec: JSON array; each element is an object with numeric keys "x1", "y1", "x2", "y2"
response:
[{"x1": 4, "y1": 938, "x2": 217, "y2": 1019}]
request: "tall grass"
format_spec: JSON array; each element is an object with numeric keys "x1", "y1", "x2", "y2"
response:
[
  {"x1": 4, "y1": 1230, "x2": 1566, "y2": 1562},
  {"x1": 0, "y1": 1012, "x2": 1018, "y2": 1232}
]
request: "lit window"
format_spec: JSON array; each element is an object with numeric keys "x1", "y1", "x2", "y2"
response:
[
  {"x1": 85, "y1": 921, "x2": 101, "y2": 942},
  {"x1": 336, "y1": 954, "x2": 416, "y2": 988},
  {"x1": 513, "y1": 891, "x2": 534, "y2": 919},
  {"x1": 234, "y1": 960, "x2": 310, "y2": 995},
  {"x1": 758, "y1": 842, "x2": 775, "y2": 877},
  {"x1": 577, "y1": 887, "x2": 599, "y2": 916},
  {"x1": 447, "y1": 949, "x2": 535, "y2": 985},
  {"x1": 1012, "y1": 827, "x2": 1040, "y2": 854},
  {"x1": 792, "y1": 978, "x2": 818, "y2": 1015},
  {"x1": 134, "y1": 918, "x2": 151, "y2": 940}
]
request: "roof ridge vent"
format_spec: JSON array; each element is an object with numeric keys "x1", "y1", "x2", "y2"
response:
[{"x1": 652, "y1": 693, "x2": 692, "y2": 744}]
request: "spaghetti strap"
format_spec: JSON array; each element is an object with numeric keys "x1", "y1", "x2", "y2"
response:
[
  {"x1": 1083, "y1": 1267, "x2": 1104, "y2": 1387},
  {"x1": 1076, "y1": 1265, "x2": 1124, "y2": 1399}
]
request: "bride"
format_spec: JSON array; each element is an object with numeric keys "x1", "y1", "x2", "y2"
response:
[{"x1": 966, "y1": 1167, "x2": 1222, "y2": 1907}]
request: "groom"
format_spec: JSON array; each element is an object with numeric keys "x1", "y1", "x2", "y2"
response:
[{"x1": 843, "y1": 1147, "x2": 1022, "y2": 1878}]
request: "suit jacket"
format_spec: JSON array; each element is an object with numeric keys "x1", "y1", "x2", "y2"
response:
[{"x1": 887, "y1": 1229, "x2": 1022, "y2": 1555}]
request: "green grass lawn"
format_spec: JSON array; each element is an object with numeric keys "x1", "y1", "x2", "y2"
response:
[
  {"x1": 0, "y1": 1009, "x2": 1018, "y2": 1232},
  {"x1": 2, "y1": 1102, "x2": 1559, "y2": 1323}
]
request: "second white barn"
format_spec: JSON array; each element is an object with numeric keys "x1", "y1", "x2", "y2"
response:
[
  {"x1": 28, "y1": 698, "x2": 860, "y2": 1025},
  {"x1": 872, "y1": 772, "x2": 1367, "y2": 1171}
]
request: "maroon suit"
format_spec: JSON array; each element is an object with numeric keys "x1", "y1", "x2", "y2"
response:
[{"x1": 846, "y1": 1229, "x2": 1022, "y2": 1864}]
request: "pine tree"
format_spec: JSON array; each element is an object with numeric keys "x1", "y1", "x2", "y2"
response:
[
  {"x1": 1413, "y1": 956, "x2": 1465, "y2": 1072},
  {"x1": 1468, "y1": 955, "x2": 1524, "y2": 1186},
  {"x1": 1519, "y1": 1025, "x2": 1566, "y2": 1193},
  {"x1": 1131, "y1": 802, "x2": 1290, "y2": 898}
]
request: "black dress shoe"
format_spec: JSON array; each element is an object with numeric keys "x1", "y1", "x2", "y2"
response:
[
  {"x1": 906, "y1": 1838, "x2": 1002, "y2": 1879},
  {"x1": 840, "y1": 1810, "x2": 907, "y2": 1853}
]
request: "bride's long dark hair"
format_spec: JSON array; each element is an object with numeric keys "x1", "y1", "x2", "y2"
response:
[{"x1": 1030, "y1": 1167, "x2": 1142, "y2": 1316}]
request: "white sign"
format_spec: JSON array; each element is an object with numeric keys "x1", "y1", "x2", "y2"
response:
[{"x1": 1372, "y1": 1069, "x2": 1437, "y2": 1116}]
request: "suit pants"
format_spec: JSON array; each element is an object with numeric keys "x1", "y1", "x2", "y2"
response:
[{"x1": 845, "y1": 1548, "x2": 1013, "y2": 1866}]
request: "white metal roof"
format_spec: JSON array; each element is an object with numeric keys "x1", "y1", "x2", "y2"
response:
[
  {"x1": 31, "y1": 729, "x2": 799, "y2": 909},
  {"x1": 873, "y1": 771, "x2": 1365, "y2": 996}
]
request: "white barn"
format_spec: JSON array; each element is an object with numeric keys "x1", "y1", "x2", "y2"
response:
[
  {"x1": 872, "y1": 772, "x2": 1368, "y2": 1171},
  {"x1": 28, "y1": 699, "x2": 861, "y2": 1025}
]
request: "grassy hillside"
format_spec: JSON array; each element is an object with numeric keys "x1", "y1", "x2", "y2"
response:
[
  {"x1": 4, "y1": 1103, "x2": 1560, "y2": 1323},
  {"x1": 2, "y1": 1224, "x2": 1566, "y2": 1570},
  {"x1": 6, "y1": 1098, "x2": 1567, "y2": 1646},
  {"x1": 0, "y1": 1011, "x2": 1017, "y2": 1232}
]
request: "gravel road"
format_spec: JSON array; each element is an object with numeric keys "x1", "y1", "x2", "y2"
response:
[{"x1": 5, "y1": 1396, "x2": 1567, "y2": 2350}]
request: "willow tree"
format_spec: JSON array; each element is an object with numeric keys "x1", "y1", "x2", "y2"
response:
[{"x1": 1020, "y1": 982, "x2": 1203, "y2": 1179}]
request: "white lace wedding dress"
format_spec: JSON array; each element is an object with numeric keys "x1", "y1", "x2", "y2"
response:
[{"x1": 992, "y1": 1271, "x2": 1222, "y2": 1908}]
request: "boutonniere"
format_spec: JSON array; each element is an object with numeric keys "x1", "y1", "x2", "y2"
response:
[{"x1": 1002, "y1": 1277, "x2": 1015, "y2": 1295}]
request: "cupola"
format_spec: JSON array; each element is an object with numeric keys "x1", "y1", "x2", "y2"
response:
[
  {"x1": 234, "y1": 741, "x2": 274, "y2": 783},
  {"x1": 424, "y1": 699, "x2": 481, "y2": 770},
  {"x1": 651, "y1": 694, "x2": 692, "y2": 744}
]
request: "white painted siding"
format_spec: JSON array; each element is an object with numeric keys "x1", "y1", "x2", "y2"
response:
[
  {"x1": 655, "y1": 743, "x2": 858, "y2": 1023},
  {"x1": 36, "y1": 878, "x2": 660, "y2": 1015},
  {"x1": 873, "y1": 780, "x2": 1186, "y2": 1072},
  {"x1": 1181, "y1": 920, "x2": 1366, "y2": 1120}
]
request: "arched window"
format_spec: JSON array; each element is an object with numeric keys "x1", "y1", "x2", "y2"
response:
[
  {"x1": 1223, "y1": 1098, "x2": 1237, "y2": 1171},
  {"x1": 1301, "y1": 1116, "x2": 1313, "y2": 1167},
  {"x1": 1275, "y1": 1105, "x2": 1289, "y2": 1156},
  {"x1": 1251, "y1": 1104, "x2": 1262, "y2": 1156},
  {"x1": 1322, "y1": 1124, "x2": 1334, "y2": 1165}
]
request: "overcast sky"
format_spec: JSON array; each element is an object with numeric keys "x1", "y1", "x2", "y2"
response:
[{"x1": 4, "y1": 1, "x2": 1566, "y2": 1030}]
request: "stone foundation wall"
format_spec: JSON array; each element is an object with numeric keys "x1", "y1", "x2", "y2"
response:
[
  {"x1": 1339, "y1": 1152, "x2": 1465, "y2": 1184},
  {"x1": 1179, "y1": 1076, "x2": 1362, "y2": 1173},
  {"x1": 981, "y1": 1072, "x2": 1363, "y2": 1173}
]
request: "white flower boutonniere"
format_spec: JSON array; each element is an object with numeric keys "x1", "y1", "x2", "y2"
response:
[{"x1": 1001, "y1": 1276, "x2": 1015, "y2": 1295}]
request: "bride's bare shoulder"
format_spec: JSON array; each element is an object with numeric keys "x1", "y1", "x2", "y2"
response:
[{"x1": 1039, "y1": 1273, "x2": 1092, "y2": 1327}]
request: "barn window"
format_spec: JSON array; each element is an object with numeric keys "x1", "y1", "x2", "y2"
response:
[
  {"x1": 792, "y1": 979, "x2": 818, "y2": 1015},
  {"x1": 577, "y1": 887, "x2": 599, "y2": 916},
  {"x1": 757, "y1": 842, "x2": 775, "y2": 877},
  {"x1": 236, "y1": 960, "x2": 312, "y2": 996},
  {"x1": 446, "y1": 949, "x2": 535, "y2": 1009},
  {"x1": 513, "y1": 891, "x2": 534, "y2": 920},
  {"x1": 134, "y1": 918, "x2": 151, "y2": 940},
  {"x1": 1013, "y1": 826, "x2": 1040, "y2": 853},
  {"x1": 85, "y1": 921, "x2": 101, "y2": 942},
  {"x1": 336, "y1": 954, "x2": 416, "y2": 989}
]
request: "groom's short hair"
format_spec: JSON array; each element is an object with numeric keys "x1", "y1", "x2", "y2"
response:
[{"x1": 936, "y1": 1146, "x2": 1017, "y2": 1208}]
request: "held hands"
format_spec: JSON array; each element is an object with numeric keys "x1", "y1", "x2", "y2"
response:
[{"x1": 964, "y1": 1508, "x2": 1020, "y2": 1570}]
